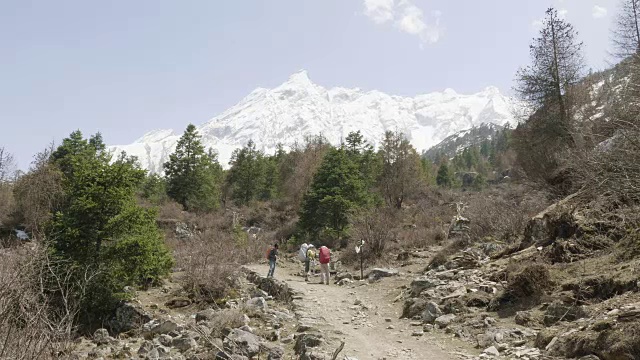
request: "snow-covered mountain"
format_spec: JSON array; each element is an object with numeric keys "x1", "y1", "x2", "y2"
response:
[{"x1": 109, "y1": 70, "x2": 523, "y2": 173}]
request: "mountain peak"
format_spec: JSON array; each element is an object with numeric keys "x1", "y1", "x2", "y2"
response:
[{"x1": 286, "y1": 69, "x2": 312, "y2": 86}]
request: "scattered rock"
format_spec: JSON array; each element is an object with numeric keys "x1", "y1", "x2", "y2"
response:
[
  {"x1": 247, "y1": 297, "x2": 267, "y2": 310},
  {"x1": 138, "y1": 340, "x2": 155, "y2": 355},
  {"x1": 92, "y1": 328, "x2": 112, "y2": 345},
  {"x1": 157, "y1": 334, "x2": 173, "y2": 347},
  {"x1": 483, "y1": 346, "x2": 500, "y2": 356},
  {"x1": 224, "y1": 329, "x2": 261, "y2": 357},
  {"x1": 142, "y1": 319, "x2": 178, "y2": 338},
  {"x1": 544, "y1": 301, "x2": 588, "y2": 325},
  {"x1": 421, "y1": 301, "x2": 442, "y2": 324},
  {"x1": 109, "y1": 302, "x2": 152, "y2": 333},
  {"x1": 515, "y1": 311, "x2": 533, "y2": 326},
  {"x1": 172, "y1": 334, "x2": 197, "y2": 352},
  {"x1": 434, "y1": 314, "x2": 456, "y2": 328},
  {"x1": 195, "y1": 308, "x2": 217, "y2": 323},
  {"x1": 410, "y1": 277, "x2": 439, "y2": 296},
  {"x1": 294, "y1": 333, "x2": 324, "y2": 354},
  {"x1": 165, "y1": 297, "x2": 191, "y2": 309},
  {"x1": 367, "y1": 268, "x2": 398, "y2": 281}
]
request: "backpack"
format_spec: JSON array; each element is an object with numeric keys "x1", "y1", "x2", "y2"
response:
[
  {"x1": 266, "y1": 247, "x2": 273, "y2": 260},
  {"x1": 298, "y1": 243, "x2": 309, "y2": 262},
  {"x1": 319, "y1": 246, "x2": 330, "y2": 264}
]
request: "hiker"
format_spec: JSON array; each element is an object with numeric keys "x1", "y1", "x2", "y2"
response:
[
  {"x1": 318, "y1": 245, "x2": 331, "y2": 285},
  {"x1": 267, "y1": 243, "x2": 278, "y2": 278},
  {"x1": 305, "y1": 245, "x2": 316, "y2": 282}
]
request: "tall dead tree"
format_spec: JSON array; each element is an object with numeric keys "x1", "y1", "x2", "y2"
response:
[{"x1": 612, "y1": 0, "x2": 640, "y2": 58}]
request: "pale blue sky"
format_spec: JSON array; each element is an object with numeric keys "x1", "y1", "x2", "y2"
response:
[{"x1": 1, "y1": 0, "x2": 616, "y2": 169}]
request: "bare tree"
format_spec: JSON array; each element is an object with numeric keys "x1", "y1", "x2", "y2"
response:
[
  {"x1": 612, "y1": 0, "x2": 640, "y2": 58},
  {"x1": 0, "y1": 147, "x2": 17, "y2": 225},
  {"x1": 378, "y1": 131, "x2": 422, "y2": 209}
]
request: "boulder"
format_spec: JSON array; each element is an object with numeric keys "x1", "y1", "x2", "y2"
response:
[
  {"x1": 138, "y1": 340, "x2": 155, "y2": 355},
  {"x1": 293, "y1": 333, "x2": 324, "y2": 354},
  {"x1": 109, "y1": 302, "x2": 152, "y2": 333},
  {"x1": 366, "y1": 268, "x2": 398, "y2": 281},
  {"x1": 515, "y1": 311, "x2": 533, "y2": 326},
  {"x1": 142, "y1": 320, "x2": 178, "y2": 338},
  {"x1": 172, "y1": 334, "x2": 197, "y2": 352},
  {"x1": 92, "y1": 328, "x2": 113, "y2": 345},
  {"x1": 246, "y1": 297, "x2": 267, "y2": 310},
  {"x1": 483, "y1": 346, "x2": 500, "y2": 356},
  {"x1": 401, "y1": 298, "x2": 429, "y2": 319},
  {"x1": 223, "y1": 329, "x2": 261, "y2": 357},
  {"x1": 420, "y1": 302, "x2": 442, "y2": 324},
  {"x1": 410, "y1": 277, "x2": 439, "y2": 296},
  {"x1": 195, "y1": 308, "x2": 217, "y2": 323},
  {"x1": 157, "y1": 334, "x2": 173, "y2": 347},
  {"x1": 543, "y1": 301, "x2": 588, "y2": 325},
  {"x1": 434, "y1": 314, "x2": 456, "y2": 328}
]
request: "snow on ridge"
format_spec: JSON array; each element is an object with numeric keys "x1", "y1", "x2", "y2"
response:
[{"x1": 110, "y1": 70, "x2": 523, "y2": 172}]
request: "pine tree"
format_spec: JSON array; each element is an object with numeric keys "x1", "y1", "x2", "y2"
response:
[
  {"x1": 49, "y1": 131, "x2": 173, "y2": 326},
  {"x1": 164, "y1": 124, "x2": 222, "y2": 212},
  {"x1": 515, "y1": 7, "x2": 584, "y2": 142},
  {"x1": 436, "y1": 162, "x2": 453, "y2": 187},
  {"x1": 227, "y1": 140, "x2": 267, "y2": 205},
  {"x1": 298, "y1": 147, "x2": 371, "y2": 242}
]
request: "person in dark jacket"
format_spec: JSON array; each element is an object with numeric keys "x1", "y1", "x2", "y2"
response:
[{"x1": 267, "y1": 243, "x2": 278, "y2": 278}]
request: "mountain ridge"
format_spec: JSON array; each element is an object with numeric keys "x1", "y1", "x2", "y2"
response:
[{"x1": 109, "y1": 70, "x2": 524, "y2": 172}]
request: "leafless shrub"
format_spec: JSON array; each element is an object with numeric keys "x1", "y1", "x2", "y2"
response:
[
  {"x1": 0, "y1": 245, "x2": 95, "y2": 359},
  {"x1": 168, "y1": 212, "x2": 268, "y2": 303},
  {"x1": 464, "y1": 184, "x2": 551, "y2": 243},
  {"x1": 340, "y1": 208, "x2": 396, "y2": 265}
]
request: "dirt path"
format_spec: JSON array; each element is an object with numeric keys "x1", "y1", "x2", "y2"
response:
[{"x1": 247, "y1": 259, "x2": 476, "y2": 360}]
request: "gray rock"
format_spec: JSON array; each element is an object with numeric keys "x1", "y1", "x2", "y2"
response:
[
  {"x1": 145, "y1": 347, "x2": 160, "y2": 360},
  {"x1": 544, "y1": 301, "x2": 588, "y2": 325},
  {"x1": 246, "y1": 297, "x2": 267, "y2": 310},
  {"x1": 195, "y1": 308, "x2": 217, "y2": 323},
  {"x1": 172, "y1": 335, "x2": 197, "y2": 352},
  {"x1": 109, "y1": 302, "x2": 152, "y2": 333},
  {"x1": 138, "y1": 340, "x2": 155, "y2": 355},
  {"x1": 421, "y1": 301, "x2": 443, "y2": 324},
  {"x1": 410, "y1": 277, "x2": 439, "y2": 296},
  {"x1": 294, "y1": 333, "x2": 324, "y2": 354},
  {"x1": 515, "y1": 311, "x2": 532, "y2": 326},
  {"x1": 483, "y1": 346, "x2": 500, "y2": 356},
  {"x1": 267, "y1": 345, "x2": 284, "y2": 360},
  {"x1": 157, "y1": 334, "x2": 173, "y2": 347},
  {"x1": 337, "y1": 278, "x2": 353, "y2": 286},
  {"x1": 367, "y1": 268, "x2": 398, "y2": 280},
  {"x1": 92, "y1": 328, "x2": 112, "y2": 345},
  {"x1": 142, "y1": 320, "x2": 179, "y2": 338},
  {"x1": 434, "y1": 314, "x2": 456, "y2": 328},
  {"x1": 223, "y1": 329, "x2": 261, "y2": 357}
]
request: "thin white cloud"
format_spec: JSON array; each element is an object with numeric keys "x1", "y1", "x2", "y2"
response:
[
  {"x1": 558, "y1": 8, "x2": 568, "y2": 19},
  {"x1": 592, "y1": 5, "x2": 608, "y2": 19},
  {"x1": 363, "y1": 0, "x2": 395, "y2": 24},
  {"x1": 363, "y1": 0, "x2": 443, "y2": 46}
]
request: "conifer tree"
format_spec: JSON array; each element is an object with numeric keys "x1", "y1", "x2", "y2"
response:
[
  {"x1": 613, "y1": 0, "x2": 640, "y2": 58},
  {"x1": 164, "y1": 124, "x2": 222, "y2": 212},
  {"x1": 227, "y1": 140, "x2": 267, "y2": 205},
  {"x1": 298, "y1": 147, "x2": 371, "y2": 242},
  {"x1": 436, "y1": 162, "x2": 453, "y2": 188}
]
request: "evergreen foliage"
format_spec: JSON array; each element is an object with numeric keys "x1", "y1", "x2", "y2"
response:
[
  {"x1": 298, "y1": 147, "x2": 372, "y2": 243},
  {"x1": 164, "y1": 124, "x2": 223, "y2": 212},
  {"x1": 49, "y1": 131, "x2": 173, "y2": 327}
]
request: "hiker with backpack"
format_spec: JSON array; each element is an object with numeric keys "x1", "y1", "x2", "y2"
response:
[
  {"x1": 267, "y1": 243, "x2": 278, "y2": 278},
  {"x1": 305, "y1": 245, "x2": 316, "y2": 282},
  {"x1": 318, "y1": 245, "x2": 331, "y2": 285}
]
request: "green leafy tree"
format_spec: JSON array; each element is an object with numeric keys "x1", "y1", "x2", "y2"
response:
[
  {"x1": 164, "y1": 124, "x2": 223, "y2": 212},
  {"x1": 298, "y1": 147, "x2": 371, "y2": 243},
  {"x1": 49, "y1": 131, "x2": 173, "y2": 327}
]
